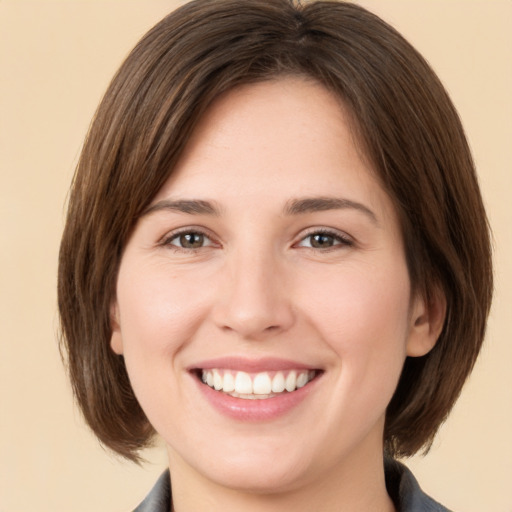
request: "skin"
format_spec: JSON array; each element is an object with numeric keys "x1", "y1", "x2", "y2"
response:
[{"x1": 111, "y1": 78, "x2": 444, "y2": 512}]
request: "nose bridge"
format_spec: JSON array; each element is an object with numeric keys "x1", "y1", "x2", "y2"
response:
[{"x1": 213, "y1": 242, "x2": 294, "y2": 339}]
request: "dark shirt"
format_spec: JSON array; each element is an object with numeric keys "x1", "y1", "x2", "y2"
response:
[{"x1": 133, "y1": 459, "x2": 450, "y2": 512}]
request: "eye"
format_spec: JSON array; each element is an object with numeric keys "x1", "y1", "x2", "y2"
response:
[
  {"x1": 296, "y1": 230, "x2": 352, "y2": 250},
  {"x1": 163, "y1": 230, "x2": 216, "y2": 250}
]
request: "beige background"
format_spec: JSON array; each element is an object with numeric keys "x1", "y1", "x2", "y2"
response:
[{"x1": 1, "y1": 1, "x2": 511, "y2": 511}]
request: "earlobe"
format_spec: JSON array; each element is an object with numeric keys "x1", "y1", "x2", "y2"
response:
[
  {"x1": 406, "y1": 287, "x2": 447, "y2": 357},
  {"x1": 110, "y1": 303, "x2": 124, "y2": 355}
]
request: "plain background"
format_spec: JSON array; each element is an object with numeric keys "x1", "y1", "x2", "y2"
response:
[{"x1": 1, "y1": 1, "x2": 511, "y2": 511}]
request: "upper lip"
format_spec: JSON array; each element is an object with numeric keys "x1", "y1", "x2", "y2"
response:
[{"x1": 189, "y1": 356, "x2": 321, "y2": 373}]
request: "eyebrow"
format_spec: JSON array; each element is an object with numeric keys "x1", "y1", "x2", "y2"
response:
[
  {"x1": 283, "y1": 196, "x2": 378, "y2": 225},
  {"x1": 141, "y1": 196, "x2": 378, "y2": 224},
  {"x1": 141, "y1": 199, "x2": 221, "y2": 217}
]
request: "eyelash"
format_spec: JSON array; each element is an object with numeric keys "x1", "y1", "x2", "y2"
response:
[
  {"x1": 160, "y1": 227, "x2": 353, "y2": 253},
  {"x1": 295, "y1": 228, "x2": 354, "y2": 251},
  {"x1": 160, "y1": 228, "x2": 218, "y2": 252}
]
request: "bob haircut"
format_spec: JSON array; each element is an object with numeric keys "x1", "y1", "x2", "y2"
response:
[{"x1": 59, "y1": 0, "x2": 492, "y2": 462}]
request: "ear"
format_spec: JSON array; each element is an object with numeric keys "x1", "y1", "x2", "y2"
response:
[
  {"x1": 110, "y1": 302, "x2": 124, "y2": 355},
  {"x1": 406, "y1": 287, "x2": 446, "y2": 357}
]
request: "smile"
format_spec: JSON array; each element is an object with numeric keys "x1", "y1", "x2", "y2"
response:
[
  {"x1": 191, "y1": 360, "x2": 323, "y2": 420},
  {"x1": 200, "y1": 369, "x2": 318, "y2": 399}
]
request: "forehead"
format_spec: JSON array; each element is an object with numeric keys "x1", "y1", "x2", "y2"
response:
[{"x1": 154, "y1": 78, "x2": 386, "y2": 210}]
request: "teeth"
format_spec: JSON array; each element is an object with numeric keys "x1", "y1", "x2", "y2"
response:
[
  {"x1": 200, "y1": 368, "x2": 316, "y2": 397},
  {"x1": 223, "y1": 371, "x2": 235, "y2": 392},
  {"x1": 253, "y1": 372, "x2": 272, "y2": 395},
  {"x1": 271, "y1": 372, "x2": 286, "y2": 393},
  {"x1": 213, "y1": 370, "x2": 223, "y2": 390},
  {"x1": 235, "y1": 371, "x2": 253, "y2": 394},
  {"x1": 296, "y1": 372, "x2": 308, "y2": 388},
  {"x1": 285, "y1": 371, "x2": 297, "y2": 392}
]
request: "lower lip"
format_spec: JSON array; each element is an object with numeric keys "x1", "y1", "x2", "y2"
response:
[{"x1": 194, "y1": 374, "x2": 319, "y2": 422}]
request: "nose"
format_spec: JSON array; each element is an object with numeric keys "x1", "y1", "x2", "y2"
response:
[{"x1": 212, "y1": 248, "x2": 295, "y2": 340}]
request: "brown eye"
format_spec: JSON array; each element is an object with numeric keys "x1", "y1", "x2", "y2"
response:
[
  {"x1": 179, "y1": 233, "x2": 204, "y2": 248},
  {"x1": 296, "y1": 230, "x2": 353, "y2": 250},
  {"x1": 309, "y1": 233, "x2": 336, "y2": 248},
  {"x1": 167, "y1": 231, "x2": 212, "y2": 249}
]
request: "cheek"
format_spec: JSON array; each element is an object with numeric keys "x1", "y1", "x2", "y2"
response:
[
  {"x1": 113, "y1": 256, "x2": 228, "y2": 430},
  {"x1": 318, "y1": 266, "x2": 411, "y2": 429},
  {"x1": 300, "y1": 259, "x2": 412, "y2": 383},
  {"x1": 114, "y1": 260, "x2": 213, "y2": 427},
  {"x1": 116, "y1": 260, "x2": 212, "y2": 357}
]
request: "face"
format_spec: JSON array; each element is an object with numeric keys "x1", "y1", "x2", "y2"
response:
[{"x1": 111, "y1": 78, "x2": 437, "y2": 494}]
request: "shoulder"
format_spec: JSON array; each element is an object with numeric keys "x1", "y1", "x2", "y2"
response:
[
  {"x1": 132, "y1": 469, "x2": 171, "y2": 512},
  {"x1": 385, "y1": 458, "x2": 452, "y2": 512}
]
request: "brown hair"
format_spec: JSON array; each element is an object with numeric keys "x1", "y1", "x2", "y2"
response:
[{"x1": 58, "y1": 0, "x2": 493, "y2": 461}]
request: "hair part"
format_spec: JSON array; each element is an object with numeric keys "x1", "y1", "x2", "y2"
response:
[{"x1": 58, "y1": 0, "x2": 493, "y2": 461}]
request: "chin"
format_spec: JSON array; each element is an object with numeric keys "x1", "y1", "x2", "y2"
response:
[
  {"x1": 204, "y1": 458, "x2": 311, "y2": 495},
  {"x1": 170, "y1": 435, "x2": 315, "y2": 495}
]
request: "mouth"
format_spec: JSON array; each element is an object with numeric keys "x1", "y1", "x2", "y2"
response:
[{"x1": 194, "y1": 368, "x2": 321, "y2": 400}]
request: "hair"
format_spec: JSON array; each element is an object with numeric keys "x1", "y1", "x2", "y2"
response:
[{"x1": 58, "y1": 0, "x2": 493, "y2": 462}]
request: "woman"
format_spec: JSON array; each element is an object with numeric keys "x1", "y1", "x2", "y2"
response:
[{"x1": 58, "y1": 1, "x2": 492, "y2": 510}]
